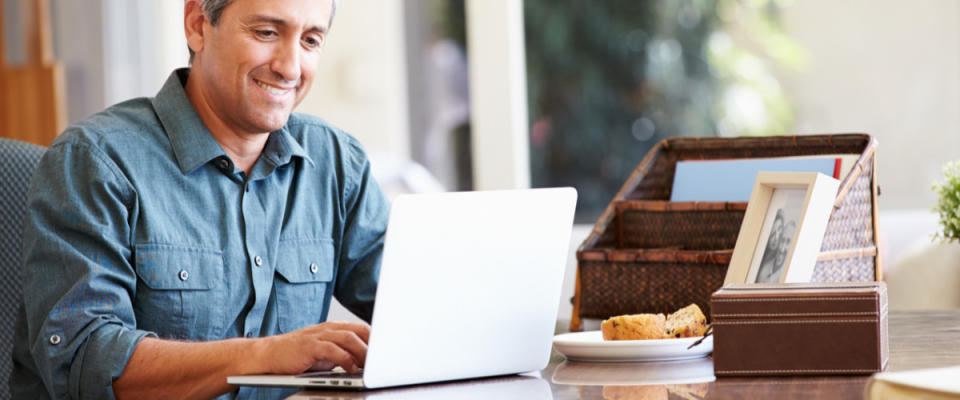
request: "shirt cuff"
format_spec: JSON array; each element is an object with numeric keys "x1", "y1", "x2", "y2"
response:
[{"x1": 69, "y1": 324, "x2": 156, "y2": 400}]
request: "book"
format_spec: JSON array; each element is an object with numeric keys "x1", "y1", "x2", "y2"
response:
[
  {"x1": 866, "y1": 366, "x2": 960, "y2": 399},
  {"x1": 669, "y1": 155, "x2": 858, "y2": 202}
]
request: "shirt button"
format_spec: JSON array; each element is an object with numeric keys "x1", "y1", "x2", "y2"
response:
[
  {"x1": 49, "y1": 334, "x2": 62, "y2": 345},
  {"x1": 179, "y1": 269, "x2": 189, "y2": 281},
  {"x1": 254, "y1": 256, "x2": 263, "y2": 266},
  {"x1": 245, "y1": 332, "x2": 254, "y2": 338},
  {"x1": 218, "y1": 158, "x2": 230, "y2": 170},
  {"x1": 310, "y1": 263, "x2": 319, "y2": 274}
]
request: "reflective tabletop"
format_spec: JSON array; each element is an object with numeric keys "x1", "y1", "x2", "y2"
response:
[{"x1": 289, "y1": 310, "x2": 960, "y2": 399}]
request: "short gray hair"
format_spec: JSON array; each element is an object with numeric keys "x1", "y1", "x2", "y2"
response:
[{"x1": 188, "y1": 0, "x2": 341, "y2": 61}]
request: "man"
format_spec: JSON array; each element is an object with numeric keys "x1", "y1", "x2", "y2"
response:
[{"x1": 11, "y1": 0, "x2": 389, "y2": 398}]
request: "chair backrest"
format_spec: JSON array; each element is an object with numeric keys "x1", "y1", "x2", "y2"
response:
[{"x1": 0, "y1": 138, "x2": 45, "y2": 400}]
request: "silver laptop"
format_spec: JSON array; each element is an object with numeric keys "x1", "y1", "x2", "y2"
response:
[{"x1": 228, "y1": 188, "x2": 577, "y2": 390}]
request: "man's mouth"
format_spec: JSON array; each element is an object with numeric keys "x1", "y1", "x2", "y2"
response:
[{"x1": 254, "y1": 79, "x2": 295, "y2": 96}]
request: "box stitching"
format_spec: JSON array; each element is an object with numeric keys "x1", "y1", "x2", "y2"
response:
[
  {"x1": 713, "y1": 296, "x2": 875, "y2": 302},
  {"x1": 713, "y1": 311, "x2": 878, "y2": 318},
  {"x1": 714, "y1": 319, "x2": 877, "y2": 325},
  {"x1": 716, "y1": 369, "x2": 879, "y2": 374}
]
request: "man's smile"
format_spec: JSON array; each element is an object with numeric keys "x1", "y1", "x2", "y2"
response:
[{"x1": 254, "y1": 78, "x2": 296, "y2": 97}]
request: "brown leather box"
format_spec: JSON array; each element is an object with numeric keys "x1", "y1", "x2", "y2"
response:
[{"x1": 711, "y1": 282, "x2": 888, "y2": 376}]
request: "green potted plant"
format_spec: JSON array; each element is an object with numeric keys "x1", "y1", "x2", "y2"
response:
[{"x1": 933, "y1": 161, "x2": 960, "y2": 243}]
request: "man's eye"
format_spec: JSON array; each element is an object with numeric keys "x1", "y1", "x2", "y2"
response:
[
  {"x1": 255, "y1": 30, "x2": 278, "y2": 39},
  {"x1": 302, "y1": 36, "x2": 323, "y2": 49}
]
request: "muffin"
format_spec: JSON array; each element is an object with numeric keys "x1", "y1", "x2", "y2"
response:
[
  {"x1": 601, "y1": 303, "x2": 708, "y2": 340},
  {"x1": 664, "y1": 303, "x2": 708, "y2": 338},
  {"x1": 600, "y1": 313, "x2": 666, "y2": 340}
]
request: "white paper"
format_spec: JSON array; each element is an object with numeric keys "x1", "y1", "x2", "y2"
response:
[{"x1": 873, "y1": 365, "x2": 960, "y2": 395}]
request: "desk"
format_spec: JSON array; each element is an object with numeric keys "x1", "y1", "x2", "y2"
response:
[{"x1": 289, "y1": 310, "x2": 960, "y2": 399}]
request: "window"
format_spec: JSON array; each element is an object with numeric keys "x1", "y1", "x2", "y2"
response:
[{"x1": 524, "y1": 0, "x2": 796, "y2": 222}]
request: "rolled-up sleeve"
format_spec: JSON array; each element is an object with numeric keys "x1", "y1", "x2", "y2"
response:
[
  {"x1": 20, "y1": 135, "x2": 153, "y2": 399},
  {"x1": 332, "y1": 138, "x2": 389, "y2": 323}
]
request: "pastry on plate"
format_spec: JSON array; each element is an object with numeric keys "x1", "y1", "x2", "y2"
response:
[
  {"x1": 600, "y1": 313, "x2": 666, "y2": 340},
  {"x1": 665, "y1": 303, "x2": 708, "y2": 338},
  {"x1": 601, "y1": 303, "x2": 707, "y2": 340}
]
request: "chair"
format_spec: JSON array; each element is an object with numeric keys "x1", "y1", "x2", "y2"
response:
[{"x1": 0, "y1": 138, "x2": 46, "y2": 399}]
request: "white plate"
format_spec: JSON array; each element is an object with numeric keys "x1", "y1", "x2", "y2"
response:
[
  {"x1": 552, "y1": 331, "x2": 713, "y2": 362},
  {"x1": 551, "y1": 357, "x2": 715, "y2": 386}
]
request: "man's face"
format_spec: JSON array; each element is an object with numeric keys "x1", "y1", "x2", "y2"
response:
[{"x1": 190, "y1": 0, "x2": 333, "y2": 135}]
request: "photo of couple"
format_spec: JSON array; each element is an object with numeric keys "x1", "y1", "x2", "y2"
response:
[{"x1": 749, "y1": 188, "x2": 804, "y2": 283}]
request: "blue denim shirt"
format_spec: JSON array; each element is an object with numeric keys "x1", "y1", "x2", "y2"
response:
[{"x1": 11, "y1": 69, "x2": 389, "y2": 399}]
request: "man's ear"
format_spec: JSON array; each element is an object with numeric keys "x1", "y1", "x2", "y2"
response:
[{"x1": 184, "y1": 0, "x2": 206, "y2": 55}]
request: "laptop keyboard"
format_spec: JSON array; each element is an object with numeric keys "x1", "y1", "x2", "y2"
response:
[{"x1": 296, "y1": 369, "x2": 363, "y2": 379}]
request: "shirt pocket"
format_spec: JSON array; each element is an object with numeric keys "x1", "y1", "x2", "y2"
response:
[
  {"x1": 275, "y1": 238, "x2": 335, "y2": 333},
  {"x1": 133, "y1": 244, "x2": 226, "y2": 340}
]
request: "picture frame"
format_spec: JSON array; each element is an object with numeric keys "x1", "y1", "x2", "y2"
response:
[{"x1": 723, "y1": 172, "x2": 840, "y2": 285}]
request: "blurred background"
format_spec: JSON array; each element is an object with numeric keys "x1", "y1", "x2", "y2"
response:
[{"x1": 3, "y1": 0, "x2": 959, "y2": 321}]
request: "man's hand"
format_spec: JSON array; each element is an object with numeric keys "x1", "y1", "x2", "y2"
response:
[
  {"x1": 114, "y1": 321, "x2": 371, "y2": 400},
  {"x1": 258, "y1": 321, "x2": 371, "y2": 375}
]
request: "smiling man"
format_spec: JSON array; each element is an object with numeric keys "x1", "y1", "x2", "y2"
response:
[{"x1": 11, "y1": 0, "x2": 389, "y2": 399}]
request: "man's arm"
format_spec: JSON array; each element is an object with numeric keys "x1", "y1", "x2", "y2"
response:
[
  {"x1": 112, "y1": 321, "x2": 370, "y2": 400},
  {"x1": 19, "y1": 137, "x2": 147, "y2": 399},
  {"x1": 333, "y1": 137, "x2": 390, "y2": 322}
]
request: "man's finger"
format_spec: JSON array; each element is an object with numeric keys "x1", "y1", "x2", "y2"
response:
[
  {"x1": 320, "y1": 330, "x2": 368, "y2": 368},
  {"x1": 313, "y1": 342, "x2": 360, "y2": 374},
  {"x1": 309, "y1": 360, "x2": 336, "y2": 372},
  {"x1": 311, "y1": 321, "x2": 372, "y2": 343}
]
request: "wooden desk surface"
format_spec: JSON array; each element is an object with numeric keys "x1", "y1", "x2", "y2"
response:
[{"x1": 290, "y1": 310, "x2": 960, "y2": 400}]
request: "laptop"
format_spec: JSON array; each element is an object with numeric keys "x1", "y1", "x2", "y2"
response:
[{"x1": 228, "y1": 188, "x2": 577, "y2": 390}]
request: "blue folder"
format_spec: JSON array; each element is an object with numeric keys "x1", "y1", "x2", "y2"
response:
[{"x1": 670, "y1": 157, "x2": 838, "y2": 202}]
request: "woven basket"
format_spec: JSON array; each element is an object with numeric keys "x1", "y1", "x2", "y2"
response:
[
  {"x1": 616, "y1": 201, "x2": 747, "y2": 250},
  {"x1": 571, "y1": 134, "x2": 880, "y2": 331}
]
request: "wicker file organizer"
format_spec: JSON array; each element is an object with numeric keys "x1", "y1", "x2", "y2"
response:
[{"x1": 570, "y1": 134, "x2": 880, "y2": 331}]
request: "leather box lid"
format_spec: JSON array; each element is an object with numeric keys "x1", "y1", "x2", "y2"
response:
[{"x1": 712, "y1": 281, "x2": 887, "y2": 316}]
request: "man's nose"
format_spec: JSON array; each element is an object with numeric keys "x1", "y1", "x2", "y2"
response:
[{"x1": 271, "y1": 39, "x2": 302, "y2": 84}]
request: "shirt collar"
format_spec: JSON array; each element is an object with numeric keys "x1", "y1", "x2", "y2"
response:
[
  {"x1": 151, "y1": 69, "x2": 227, "y2": 174},
  {"x1": 151, "y1": 68, "x2": 314, "y2": 175},
  {"x1": 263, "y1": 127, "x2": 314, "y2": 170}
]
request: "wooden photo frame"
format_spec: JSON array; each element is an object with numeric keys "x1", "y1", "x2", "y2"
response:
[{"x1": 724, "y1": 172, "x2": 840, "y2": 285}]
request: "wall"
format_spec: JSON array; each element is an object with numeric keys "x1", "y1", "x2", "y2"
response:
[
  {"x1": 296, "y1": 0, "x2": 411, "y2": 161},
  {"x1": 774, "y1": 0, "x2": 960, "y2": 211},
  {"x1": 46, "y1": 0, "x2": 187, "y2": 124},
  {"x1": 49, "y1": 0, "x2": 105, "y2": 124},
  {"x1": 2, "y1": 0, "x2": 25, "y2": 63},
  {"x1": 100, "y1": 1, "x2": 187, "y2": 109}
]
